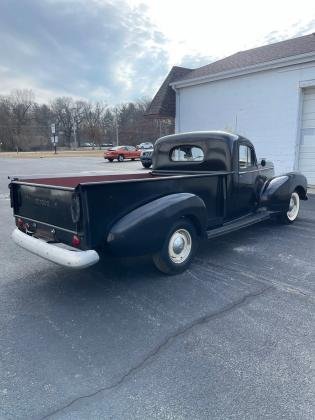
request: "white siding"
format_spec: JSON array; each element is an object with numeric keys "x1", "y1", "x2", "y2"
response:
[{"x1": 175, "y1": 64, "x2": 315, "y2": 175}]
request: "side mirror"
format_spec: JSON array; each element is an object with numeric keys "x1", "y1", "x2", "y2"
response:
[{"x1": 260, "y1": 159, "x2": 266, "y2": 167}]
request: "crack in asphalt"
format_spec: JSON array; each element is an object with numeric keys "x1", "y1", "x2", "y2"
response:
[{"x1": 39, "y1": 285, "x2": 272, "y2": 420}]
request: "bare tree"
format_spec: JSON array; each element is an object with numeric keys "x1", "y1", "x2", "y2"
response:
[
  {"x1": 9, "y1": 89, "x2": 34, "y2": 151},
  {"x1": 0, "y1": 94, "x2": 174, "y2": 151},
  {"x1": 81, "y1": 102, "x2": 106, "y2": 148},
  {"x1": 50, "y1": 97, "x2": 74, "y2": 147},
  {"x1": 0, "y1": 97, "x2": 13, "y2": 150}
]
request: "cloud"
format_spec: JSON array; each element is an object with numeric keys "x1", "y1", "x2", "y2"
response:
[
  {"x1": 179, "y1": 53, "x2": 216, "y2": 69},
  {"x1": 0, "y1": 0, "x2": 170, "y2": 103},
  {"x1": 263, "y1": 19, "x2": 315, "y2": 44}
]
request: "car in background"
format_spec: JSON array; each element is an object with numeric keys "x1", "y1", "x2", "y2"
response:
[
  {"x1": 101, "y1": 143, "x2": 113, "y2": 148},
  {"x1": 140, "y1": 145, "x2": 154, "y2": 168},
  {"x1": 137, "y1": 142, "x2": 153, "y2": 150},
  {"x1": 104, "y1": 146, "x2": 141, "y2": 162}
]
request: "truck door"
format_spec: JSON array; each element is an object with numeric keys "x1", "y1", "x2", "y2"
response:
[{"x1": 236, "y1": 142, "x2": 258, "y2": 215}]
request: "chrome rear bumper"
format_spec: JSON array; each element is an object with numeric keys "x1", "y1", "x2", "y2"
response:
[{"x1": 12, "y1": 228, "x2": 99, "y2": 269}]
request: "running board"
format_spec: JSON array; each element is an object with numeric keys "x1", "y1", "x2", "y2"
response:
[{"x1": 206, "y1": 212, "x2": 270, "y2": 240}]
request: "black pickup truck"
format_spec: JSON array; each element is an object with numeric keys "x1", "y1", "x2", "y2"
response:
[{"x1": 9, "y1": 131, "x2": 308, "y2": 274}]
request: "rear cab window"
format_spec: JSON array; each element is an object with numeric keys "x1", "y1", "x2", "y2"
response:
[{"x1": 170, "y1": 145, "x2": 204, "y2": 162}]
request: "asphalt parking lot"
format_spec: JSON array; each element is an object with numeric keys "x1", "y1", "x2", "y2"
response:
[{"x1": 0, "y1": 157, "x2": 314, "y2": 419}]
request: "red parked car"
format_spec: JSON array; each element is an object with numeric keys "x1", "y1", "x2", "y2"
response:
[{"x1": 104, "y1": 146, "x2": 141, "y2": 162}]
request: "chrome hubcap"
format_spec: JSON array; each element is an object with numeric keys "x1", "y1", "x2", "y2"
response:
[
  {"x1": 287, "y1": 192, "x2": 299, "y2": 221},
  {"x1": 168, "y1": 229, "x2": 192, "y2": 264},
  {"x1": 173, "y1": 236, "x2": 185, "y2": 254}
]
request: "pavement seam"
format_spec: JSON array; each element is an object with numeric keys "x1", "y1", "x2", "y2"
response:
[
  {"x1": 39, "y1": 285, "x2": 273, "y2": 420},
  {"x1": 195, "y1": 258, "x2": 315, "y2": 301}
]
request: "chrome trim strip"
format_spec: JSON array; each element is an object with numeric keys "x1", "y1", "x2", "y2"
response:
[
  {"x1": 11, "y1": 181, "x2": 74, "y2": 191},
  {"x1": 239, "y1": 168, "x2": 273, "y2": 174},
  {"x1": 14, "y1": 215, "x2": 78, "y2": 234}
]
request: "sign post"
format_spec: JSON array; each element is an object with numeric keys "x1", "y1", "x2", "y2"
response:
[{"x1": 51, "y1": 124, "x2": 57, "y2": 154}]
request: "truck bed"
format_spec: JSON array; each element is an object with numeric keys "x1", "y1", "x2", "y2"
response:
[
  {"x1": 10, "y1": 171, "x2": 229, "y2": 250},
  {"x1": 21, "y1": 172, "x2": 160, "y2": 188}
]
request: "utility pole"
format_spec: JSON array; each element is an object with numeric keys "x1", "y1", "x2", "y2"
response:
[
  {"x1": 71, "y1": 108, "x2": 78, "y2": 149},
  {"x1": 115, "y1": 108, "x2": 119, "y2": 146},
  {"x1": 73, "y1": 121, "x2": 77, "y2": 149}
]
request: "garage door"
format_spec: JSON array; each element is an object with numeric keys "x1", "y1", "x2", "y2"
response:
[{"x1": 299, "y1": 87, "x2": 315, "y2": 185}]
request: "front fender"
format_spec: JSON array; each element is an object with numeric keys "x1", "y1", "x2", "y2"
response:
[
  {"x1": 107, "y1": 193, "x2": 207, "y2": 256},
  {"x1": 260, "y1": 172, "x2": 307, "y2": 212}
]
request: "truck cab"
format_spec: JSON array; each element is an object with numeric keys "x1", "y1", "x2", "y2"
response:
[{"x1": 152, "y1": 131, "x2": 275, "y2": 222}]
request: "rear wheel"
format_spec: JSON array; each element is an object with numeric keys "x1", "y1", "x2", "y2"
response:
[
  {"x1": 117, "y1": 155, "x2": 124, "y2": 162},
  {"x1": 277, "y1": 191, "x2": 300, "y2": 224},
  {"x1": 152, "y1": 219, "x2": 198, "y2": 274},
  {"x1": 131, "y1": 158, "x2": 135, "y2": 161},
  {"x1": 142, "y1": 162, "x2": 151, "y2": 168}
]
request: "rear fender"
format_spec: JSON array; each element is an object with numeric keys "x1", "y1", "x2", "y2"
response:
[
  {"x1": 260, "y1": 172, "x2": 307, "y2": 212},
  {"x1": 107, "y1": 193, "x2": 207, "y2": 256}
]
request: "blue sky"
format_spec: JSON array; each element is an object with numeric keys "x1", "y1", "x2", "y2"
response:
[{"x1": 0, "y1": 0, "x2": 314, "y2": 104}]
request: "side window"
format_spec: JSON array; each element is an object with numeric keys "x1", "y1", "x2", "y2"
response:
[
  {"x1": 170, "y1": 145, "x2": 204, "y2": 162},
  {"x1": 239, "y1": 144, "x2": 256, "y2": 169}
]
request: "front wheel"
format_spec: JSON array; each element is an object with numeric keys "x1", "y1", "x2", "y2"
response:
[
  {"x1": 152, "y1": 219, "x2": 198, "y2": 274},
  {"x1": 107, "y1": 158, "x2": 113, "y2": 162},
  {"x1": 117, "y1": 155, "x2": 124, "y2": 162},
  {"x1": 142, "y1": 162, "x2": 151, "y2": 168},
  {"x1": 277, "y1": 191, "x2": 300, "y2": 224}
]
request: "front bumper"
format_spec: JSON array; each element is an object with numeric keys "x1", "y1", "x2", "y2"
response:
[{"x1": 12, "y1": 228, "x2": 99, "y2": 269}]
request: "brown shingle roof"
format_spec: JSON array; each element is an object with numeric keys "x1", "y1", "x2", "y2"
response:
[
  {"x1": 145, "y1": 66, "x2": 192, "y2": 118},
  {"x1": 177, "y1": 33, "x2": 315, "y2": 83},
  {"x1": 147, "y1": 33, "x2": 315, "y2": 118}
]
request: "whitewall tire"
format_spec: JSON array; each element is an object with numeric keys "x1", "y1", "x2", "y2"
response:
[
  {"x1": 277, "y1": 191, "x2": 300, "y2": 224},
  {"x1": 152, "y1": 219, "x2": 198, "y2": 274}
]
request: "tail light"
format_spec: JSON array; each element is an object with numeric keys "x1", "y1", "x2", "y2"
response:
[
  {"x1": 71, "y1": 235, "x2": 81, "y2": 247},
  {"x1": 17, "y1": 217, "x2": 25, "y2": 230}
]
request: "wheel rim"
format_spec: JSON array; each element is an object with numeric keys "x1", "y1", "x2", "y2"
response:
[
  {"x1": 168, "y1": 229, "x2": 192, "y2": 264},
  {"x1": 287, "y1": 192, "x2": 300, "y2": 221}
]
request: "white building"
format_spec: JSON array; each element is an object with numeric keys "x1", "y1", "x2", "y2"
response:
[{"x1": 147, "y1": 33, "x2": 315, "y2": 184}]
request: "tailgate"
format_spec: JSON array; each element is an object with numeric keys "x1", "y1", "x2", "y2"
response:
[{"x1": 10, "y1": 182, "x2": 78, "y2": 232}]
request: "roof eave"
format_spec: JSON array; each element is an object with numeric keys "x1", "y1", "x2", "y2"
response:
[{"x1": 170, "y1": 51, "x2": 315, "y2": 88}]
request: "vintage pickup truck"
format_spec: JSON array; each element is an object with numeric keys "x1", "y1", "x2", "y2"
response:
[{"x1": 9, "y1": 131, "x2": 307, "y2": 274}]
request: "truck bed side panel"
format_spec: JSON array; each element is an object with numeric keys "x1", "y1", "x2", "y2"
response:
[{"x1": 81, "y1": 174, "x2": 224, "y2": 248}]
